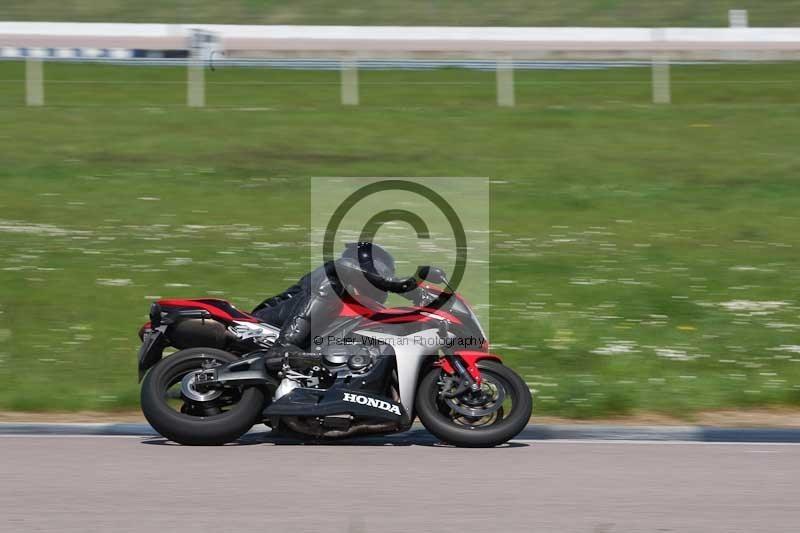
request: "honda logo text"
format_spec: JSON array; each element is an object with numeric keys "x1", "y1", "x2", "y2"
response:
[{"x1": 342, "y1": 392, "x2": 401, "y2": 416}]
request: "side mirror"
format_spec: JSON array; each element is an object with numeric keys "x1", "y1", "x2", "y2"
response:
[{"x1": 416, "y1": 266, "x2": 447, "y2": 284}]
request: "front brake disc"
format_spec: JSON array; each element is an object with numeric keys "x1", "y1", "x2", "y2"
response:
[{"x1": 443, "y1": 377, "x2": 506, "y2": 417}]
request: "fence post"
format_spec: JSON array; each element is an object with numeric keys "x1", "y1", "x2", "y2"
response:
[
  {"x1": 187, "y1": 29, "x2": 218, "y2": 108},
  {"x1": 651, "y1": 58, "x2": 671, "y2": 104},
  {"x1": 729, "y1": 9, "x2": 749, "y2": 28},
  {"x1": 187, "y1": 59, "x2": 205, "y2": 107},
  {"x1": 25, "y1": 57, "x2": 44, "y2": 106},
  {"x1": 496, "y1": 56, "x2": 515, "y2": 107},
  {"x1": 341, "y1": 58, "x2": 359, "y2": 106}
]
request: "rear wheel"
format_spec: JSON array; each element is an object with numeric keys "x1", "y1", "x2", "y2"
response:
[
  {"x1": 140, "y1": 348, "x2": 265, "y2": 445},
  {"x1": 415, "y1": 360, "x2": 531, "y2": 447}
]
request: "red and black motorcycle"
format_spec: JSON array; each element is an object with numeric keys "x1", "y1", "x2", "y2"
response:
[{"x1": 138, "y1": 266, "x2": 532, "y2": 446}]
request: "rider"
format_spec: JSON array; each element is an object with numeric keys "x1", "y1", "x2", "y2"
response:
[{"x1": 252, "y1": 242, "x2": 418, "y2": 369}]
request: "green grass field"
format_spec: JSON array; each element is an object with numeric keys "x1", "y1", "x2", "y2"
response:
[
  {"x1": 1, "y1": 60, "x2": 800, "y2": 418},
  {"x1": 2, "y1": 0, "x2": 800, "y2": 27}
]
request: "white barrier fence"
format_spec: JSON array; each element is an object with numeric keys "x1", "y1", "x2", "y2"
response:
[{"x1": 2, "y1": 22, "x2": 800, "y2": 107}]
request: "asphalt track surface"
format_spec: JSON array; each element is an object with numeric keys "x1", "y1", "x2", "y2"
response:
[{"x1": 2, "y1": 431, "x2": 799, "y2": 533}]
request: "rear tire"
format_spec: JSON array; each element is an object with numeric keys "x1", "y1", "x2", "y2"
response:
[
  {"x1": 141, "y1": 348, "x2": 265, "y2": 445},
  {"x1": 415, "y1": 360, "x2": 531, "y2": 447}
]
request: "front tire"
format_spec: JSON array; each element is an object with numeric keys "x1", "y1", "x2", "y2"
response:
[
  {"x1": 415, "y1": 360, "x2": 531, "y2": 447},
  {"x1": 141, "y1": 348, "x2": 265, "y2": 445}
]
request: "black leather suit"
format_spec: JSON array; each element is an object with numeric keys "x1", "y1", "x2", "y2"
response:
[
  {"x1": 252, "y1": 262, "x2": 345, "y2": 350},
  {"x1": 252, "y1": 260, "x2": 417, "y2": 351}
]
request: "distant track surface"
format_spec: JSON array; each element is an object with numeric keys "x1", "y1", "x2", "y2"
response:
[{"x1": 2, "y1": 435, "x2": 798, "y2": 532}]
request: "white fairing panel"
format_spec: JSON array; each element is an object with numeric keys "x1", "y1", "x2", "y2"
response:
[{"x1": 354, "y1": 328, "x2": 441, "y2": 417}]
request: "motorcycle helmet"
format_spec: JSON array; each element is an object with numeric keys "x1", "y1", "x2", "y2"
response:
[{"x1": 338, "y1": 242, "x2": 396, "y2": 304}]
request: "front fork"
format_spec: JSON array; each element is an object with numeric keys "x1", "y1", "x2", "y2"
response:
[
  {"x1": 436, "y1": 350, "x2": 504, "y2": 397},
  {"x1": 437, "y1": 354, "x2": 482, "y2": 398}
]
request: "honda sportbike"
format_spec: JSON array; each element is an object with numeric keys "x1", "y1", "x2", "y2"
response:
[{"x1": 138, "y1": 267, "x2": 532, "y2": 446}]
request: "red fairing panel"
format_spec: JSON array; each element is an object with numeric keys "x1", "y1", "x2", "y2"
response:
[
  {"x1": 338, "y1": 300, "x2": 377, "y2": 318},
  {"x1": 437, "y1": 351, "x2": 503, "y2": 384},
  {"x1": 339, "y1": 300, "x2": 462, "y2": 325},
  {"x1": 157, "y1": 299, "x2": 259, "y2": 323}
]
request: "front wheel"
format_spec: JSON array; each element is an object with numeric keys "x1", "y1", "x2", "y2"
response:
[
  {"x1": 140, "y1": 347, "x2": 265, "y2": 445},
  {"x1": 415, "y1": 360, "x2": 531, "y2": 447}
]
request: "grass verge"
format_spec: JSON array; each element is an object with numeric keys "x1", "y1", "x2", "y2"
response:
[{"x1": 0, "y1": 61, "x2": 799, "y2": 417}]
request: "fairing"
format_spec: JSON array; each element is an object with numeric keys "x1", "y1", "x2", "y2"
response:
[{"x1": 353, "y1": 327, "x2": 442, "y2": 416}]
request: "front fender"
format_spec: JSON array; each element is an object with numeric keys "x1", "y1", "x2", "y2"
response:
[{"x1": 436, "y1": 350, "x2": 503, "y2": 383}]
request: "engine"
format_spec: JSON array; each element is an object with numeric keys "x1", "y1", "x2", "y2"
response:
[
  {"x1": 273, "y1": 343, "x2": 400, "y2": 438},
  {"x1": 346, "y1": 353, "x2": 372, "y2": 372},
  {"x1": 323, "y1": 343, "x2": 378, "y2": 374}
]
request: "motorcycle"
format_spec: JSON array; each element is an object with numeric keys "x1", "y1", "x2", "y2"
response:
[{"x1": 137, "y1": 266, "x2": 532, "y2": 446}]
